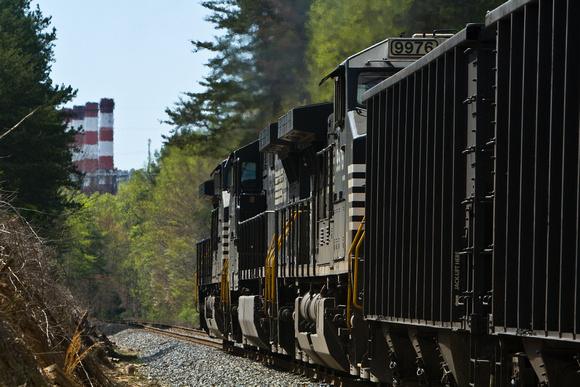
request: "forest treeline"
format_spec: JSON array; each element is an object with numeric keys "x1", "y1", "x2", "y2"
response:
[{"x1": 0, "y1": 0, "x2": 504, "y2": 323}]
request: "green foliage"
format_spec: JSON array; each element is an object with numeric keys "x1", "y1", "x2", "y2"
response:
[
  {"x1": 394, "y1": 0, "x2": 505, "y2": 33},
  {"x1": 61, "y1": 147, "x2": 218, "y2": 322},
  {"x1": 60, "y1": 192, "x2": 131, "y2": 319},
  {"x1": 60, "y1": 194, "x2": 106, "y2": 279},
  {"x1": 305, "y1": 0, "x2": 409, "y2": 102},
  {"x1": 179, "y1": 304, "x2": 200, "y2": 326},
  {"x1": 0, "y1": 0, "x2": 79, "y2": 233},
  {"x1": 126, "y1": 147, "x2": 216, "y2": 319}
]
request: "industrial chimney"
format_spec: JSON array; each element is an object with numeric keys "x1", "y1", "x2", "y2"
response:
[
  {"x1": 83, "y1": 102, "x2": 99, "y2": 173},
  {"x1": 66, "y1": 98, "x2": 120, "y2": 195},
  {"x1": 71, "y1": 105, "x2": 85, "y2": 170},
  {"x1": 99, "y1": 98, "x2": 114, "y2": 171}
]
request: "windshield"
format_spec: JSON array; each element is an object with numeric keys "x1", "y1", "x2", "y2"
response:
[{"x1": 356, "y1": 71, "x2": 394, "y2": 105}]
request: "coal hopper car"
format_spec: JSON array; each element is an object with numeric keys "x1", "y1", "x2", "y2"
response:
[{"x1": 363, "y1": 0, "x2": 580, "y2": 385}]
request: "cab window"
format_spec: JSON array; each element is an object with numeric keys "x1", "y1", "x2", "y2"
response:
[
  {"x1": 240, "y1": 161, "x2": 257, "y2": 189},
  {"x1": 356, "y1": 71, "x2": 393, "y2": 105}
]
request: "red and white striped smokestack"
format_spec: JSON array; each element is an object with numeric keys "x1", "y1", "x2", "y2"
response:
[
  {"x1": 98, "y1": 98, "x2": 114, "y2": 171},
  {"x1": 83, "y1": 102, "x2": 99, "y2": 172},
  {"x1": 71, "y1": 105, "x2": 85, "y2": 170}
]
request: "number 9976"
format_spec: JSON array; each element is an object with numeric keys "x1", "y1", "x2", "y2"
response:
[{"x1": 389, "y1": 39, "x2": 438, "y2": 57}]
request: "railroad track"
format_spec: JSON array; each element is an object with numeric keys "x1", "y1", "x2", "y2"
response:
[
  {"x1": 111, "y1": 320, "x2": 372, "y2": 387},
  {"x1": 143, "y1": 324, "x2": 223, "y2": 350},
  {"x1": 108, "y1": 320, "x2": 222, "y2": 349}
]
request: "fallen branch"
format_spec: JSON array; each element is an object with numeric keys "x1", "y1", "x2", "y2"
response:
[{"x1": 0, "y1": 107, "x2": 41, "y2": 142}]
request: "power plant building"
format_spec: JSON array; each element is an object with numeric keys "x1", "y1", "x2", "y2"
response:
[{"x1": 67, "y1": 98, "x2": 126, "y2": 195}]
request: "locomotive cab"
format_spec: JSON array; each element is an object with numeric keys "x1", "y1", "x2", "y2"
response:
[
  {"x1": 317, "y1": 33, "x2": 453, "y2": 276},
  {"x1": 197, "y1": 142, "x2": 266, "y2": 341}
]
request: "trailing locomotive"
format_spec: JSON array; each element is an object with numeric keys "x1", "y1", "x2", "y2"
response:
[{"x1": 196, "y1": 0, "x2": 580, "y2": 385}]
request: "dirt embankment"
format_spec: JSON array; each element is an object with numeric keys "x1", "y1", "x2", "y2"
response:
[{"x1": 0, "y1": 203, "x2": 114, "y2": 386}]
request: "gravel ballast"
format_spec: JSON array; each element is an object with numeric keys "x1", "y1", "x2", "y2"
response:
[{"x1": 110, "y1": 328, "x2": 317, "y2": 386}]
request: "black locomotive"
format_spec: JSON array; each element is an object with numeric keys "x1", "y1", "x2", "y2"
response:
[{"x1": 197, "y1": 0, "x2": 580, "y2": 385}]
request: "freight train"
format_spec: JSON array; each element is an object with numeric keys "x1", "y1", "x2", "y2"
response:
[{"x1": 196, "y1": 0, "x2": 580, "y2": 385}]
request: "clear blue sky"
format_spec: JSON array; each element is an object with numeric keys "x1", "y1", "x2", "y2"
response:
[{"x1": 33, "y1": 0, "x2": 215, "y2": 170}]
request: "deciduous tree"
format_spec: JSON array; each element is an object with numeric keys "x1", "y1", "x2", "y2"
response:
[{"x1": 305, "y1": 0, "x2": 408, "y2": 102}]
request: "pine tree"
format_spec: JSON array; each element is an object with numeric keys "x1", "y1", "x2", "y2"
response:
[
  {"x1": 0, "y1": 0, "x2": 79, "y2": 233},
  {"x1": 164, "y1": 0, "x2": 311, "y2": 152}
]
